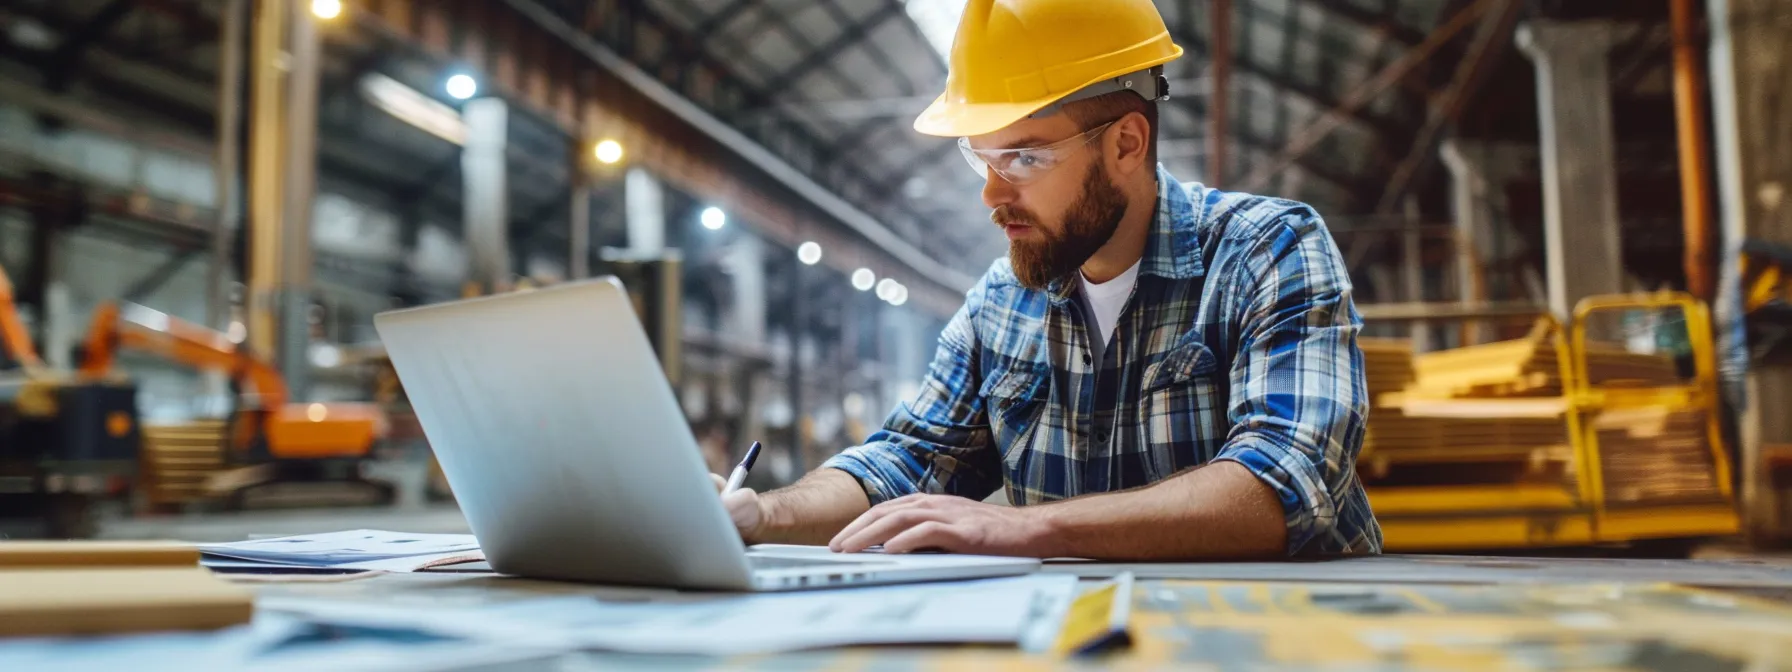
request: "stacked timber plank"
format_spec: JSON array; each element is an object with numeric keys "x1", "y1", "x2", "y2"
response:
[
  {"x1": 1360, "y1": 329, "x2": 1572, "y2": 480},
  {"x1": 1594, "y1": 407, "x2": 1723, "y2": 503},
  {"x1": 139, "y1": 421, "x2": 227, "y2": 511},
  {"x1": 1359, "y1": 322, "x2": 1722, "y2": 504},
  {"x1": 1361, "y1": 338, "x2": 1416, "y2": 399}
]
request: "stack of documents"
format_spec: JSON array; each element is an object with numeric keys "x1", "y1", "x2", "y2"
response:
[
  {"x1": 262, "y1": 573, "x2": 1082, "y2": 655},
  {"x1": 198, "y1": 530, "x2": 482, "y2": 573}
]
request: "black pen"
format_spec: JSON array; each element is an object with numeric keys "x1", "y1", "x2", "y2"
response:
[{"x1": 722, "y1": 441, "x2": 761, "y2": 494}]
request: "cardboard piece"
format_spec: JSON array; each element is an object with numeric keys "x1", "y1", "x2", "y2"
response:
[
  {"x1": 0, "y1": 567, "x2": 254, "y2": 637},
  {"x1": 0, "y1": 540, "x2": 198, "y2": 568}
]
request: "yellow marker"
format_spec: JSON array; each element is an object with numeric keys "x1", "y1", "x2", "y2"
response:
[{"x1": 1053, "y1": 572, "x2": 1134, "y2": 655}]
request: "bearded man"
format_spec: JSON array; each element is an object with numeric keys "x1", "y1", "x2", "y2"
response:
[{"x1": 711, "y1": 0, "x2": 1380, "y2": 559}]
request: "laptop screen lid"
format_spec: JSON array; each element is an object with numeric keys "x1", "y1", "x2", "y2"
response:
[{"x1": 374, "y1": 278, "x2": 755, "y2": 589}]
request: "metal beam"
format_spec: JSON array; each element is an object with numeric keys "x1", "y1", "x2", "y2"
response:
[
  {"x1": 1296, "y1": 0, "x2": 1426, "y2": 47},
  {"x1": 585, "y1": 0, "x2": 958, "y2": 273},
  {"x1": 1168, "y1": 27, "x2": 1408, "y2": 146},
  {"x1": 1237, "y1": 0, "x2": 1500, "y2": 193},
  {"x1": 1165, "y1": 92, "x2": 1381, "y2": 199},
  {"x1": 757, "y1": 3, "x2": 907, "y2": 98},
  {"x1": 46, "y1": 0, "x2": 137, "y2": 89},
  {"x1": 122, "y1": 249, "x2": 201, "y2": 303},
  {"x1": 1374, "y1": 0, "x2": 1523, "y2": 213}
]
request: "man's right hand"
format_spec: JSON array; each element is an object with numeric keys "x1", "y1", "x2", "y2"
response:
[{"x1": 710, "y1": 473, "x2": 766, "y2": 542}]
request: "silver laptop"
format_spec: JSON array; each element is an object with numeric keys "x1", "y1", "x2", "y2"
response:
[{"x1": 373, "y1": 277, "x2": 1040, "y2": 591}]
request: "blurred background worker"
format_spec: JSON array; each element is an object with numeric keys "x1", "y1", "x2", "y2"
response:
[{"x1": 717, "y1": 0, "x2": 1380, "y2": 560}]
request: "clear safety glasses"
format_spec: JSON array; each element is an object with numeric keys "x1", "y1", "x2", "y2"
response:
[{"x1": 957, "y1": 121, "x2": 1116, "y2": 185}]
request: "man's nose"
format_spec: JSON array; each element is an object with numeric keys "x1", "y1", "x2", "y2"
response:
[{"x1": 981, "y1": 166, "x2": 1017, "y2": 210}]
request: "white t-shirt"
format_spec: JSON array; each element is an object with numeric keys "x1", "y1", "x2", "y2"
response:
[{"x1": 1077, "y1": 260, "x2": 1141, "y2": 365}]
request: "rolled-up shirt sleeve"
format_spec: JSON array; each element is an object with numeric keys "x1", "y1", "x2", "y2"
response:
[
  {"x1": 1211, "y1": 211, "x2": 1370, "y2": 555},
  {"x1": 822, "y1": 277, "x2": 1002, "y2": 504}
]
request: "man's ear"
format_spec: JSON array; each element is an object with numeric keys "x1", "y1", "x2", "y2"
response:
[{"x1": 1109, "y1": 111, "x2": 1151, "y2": 177}]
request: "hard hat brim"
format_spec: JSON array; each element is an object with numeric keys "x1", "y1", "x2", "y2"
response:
[{"x1": 912, "y1": 95, "x2": 1060, "y2": 138}]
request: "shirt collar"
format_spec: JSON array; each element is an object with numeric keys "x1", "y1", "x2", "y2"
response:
[{"x1": 1044, "y1": 164, "x2": 1206, "y2": 302}]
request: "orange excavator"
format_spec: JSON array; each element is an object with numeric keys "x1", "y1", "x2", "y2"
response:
[
  {"x1": 0, "y1": 263, "x2": 40, "y2": 372},
  {"x1": 76, "y1": 301, "x2": 393, "y2": 508}
]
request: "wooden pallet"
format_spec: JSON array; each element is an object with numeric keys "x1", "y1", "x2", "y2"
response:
[
  {"x1": 139, "y1": 421, "x2": 228, "y2": 510},
  {"x1": 1594, "y1": 407, "x2": 1722, "y2": 503}
]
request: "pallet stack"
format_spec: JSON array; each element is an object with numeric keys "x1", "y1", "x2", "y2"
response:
[
  {"x1": 1594, "y1": 407, "x2": 1722, "y2": 503},
  {"x1": 1359, "y1": 322, "x2": 1720, "y2": 504},
  {"x1": 1360, "y1": 328, "x2": 1573, "y2": 481},
  {"x1": 138, "y1": 420, "x2": 227, "y2": 511}
]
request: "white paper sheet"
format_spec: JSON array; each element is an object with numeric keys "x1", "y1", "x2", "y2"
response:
[
  {"x1": 0, "y1": 612, "x2": 559, "y2": 672},
  {"x1": 197, "y1": 530, "x2": 482, "y2": 569},
  {"x1": 262, "y1": 574, "x2": 1081, "y2": 656}
]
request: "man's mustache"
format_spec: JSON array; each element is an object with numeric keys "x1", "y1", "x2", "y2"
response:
[{"x1": 991, "y1": 206, "x2": 1037, "y2": 228}]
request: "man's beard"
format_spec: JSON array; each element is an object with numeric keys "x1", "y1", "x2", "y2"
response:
[{"x1": 994, "y1": 162, "x2": 1129, "y2": 290}]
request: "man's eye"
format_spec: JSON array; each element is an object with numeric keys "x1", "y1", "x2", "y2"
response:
[{"x1": 1015, "y1": 152, "x2": 1045, "y2": 168}]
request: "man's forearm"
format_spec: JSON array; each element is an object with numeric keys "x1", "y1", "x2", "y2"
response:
[
  {"x1": 1032, "y1": 461, "x2": 1287, "y2": 560},
  {"x1": 751, "y1": 468, "x2": 872, "y2": 545}
]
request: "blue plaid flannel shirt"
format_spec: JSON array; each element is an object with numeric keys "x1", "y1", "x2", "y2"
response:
[{"x1": 822, "y1": 166, "x2": 1382, "y2": 556}]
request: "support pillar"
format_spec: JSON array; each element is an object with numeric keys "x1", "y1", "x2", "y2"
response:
[
  {"x1": 1441, "y1": 139, "x2": 1532, "y2": 343},
  {"x1": 462, "y1": 98, "x2": 511, "y2": 292},
  {"x1": 210, "y1": 0, "x2": 244, "y2": 331},
  {"x1": 787, "y1": 260, "x2": 806, "y2": 473},
  {"x1": 729, "y1": 236, "x2": 767, "y2": 347},
  {"x1": 625, "y1": 167, "x2": 665, "y2": 256},
  {"x1": 569, "y1": 174, "x2": 591, "y2": 279},
  {"x1": 1517, "y1": 21, "x2": 1625, "y2": 319},
  {"x1": 245, "y1": 0, "x2": 320, "y2": 395},
  {"x1": 245, "y1": 0, "x2": 282, "y2": 366},
  {"x1": 278, "y1": 0, "x2": 320, "y2": 397},
  {"x1": 1708, "y1": 0, "x2": 1792, "y2": 540}
]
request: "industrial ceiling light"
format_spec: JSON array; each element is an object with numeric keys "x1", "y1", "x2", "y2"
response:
[
  {"x1": 311, "y1": 0, "x2": 342, "y2": 19},
  {"x1": 890, "y1": 285, "x2": 909, "y2": 306},
  {"x1": 876, "y1": 278, "x2": 899, "y2": 302},
  {"x1": 700, "y1": 207, "x2": 727, "y2": 231},
  {"x1": 445, "y1": 73, "x2": 478, "y2": 100},
  {"x1": 797, "y1": 241, "x2": 822, "y2": 265},
  {"x1": 594, "y1": 139, "x2": 624, "y2": 165},
  {"x1": 852, "y1": 268, "x2": 876, "y2": 291}
]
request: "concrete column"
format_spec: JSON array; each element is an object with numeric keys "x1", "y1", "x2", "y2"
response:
[
  {"x1": 569, "y1": 181, "x2": 590, "y2": 279},
  {"x1": 1708, "y1": 0, "x2": 1792, "y2": 539},
  {"x1": 278, "y1": 1, "x2": 322, "y2": 397},
  {"x1": 1441, "y1": 139, "x2": 1532, "y2": 343},
  {"x1": 462, "y1": 98, "x2": 510, "y2": 292},
  {"x1": 625, "y1": 167, "x2": 665, "y2": 256},
  {"x1": 1517, "y1": 21, "x2": 1625, "y2": 319},
  {"x1": 210, "y1": 0, "x2": 245, "y2": 332},
  {"x1": 729, "y1": 236, "x2": 767, "y2": 346},
  {"x1": 43, "y1": 282, "x2": 72, "y2": 370},
  {"x1": 786, "y1": 260, "x2": 806, "y2": 472}
]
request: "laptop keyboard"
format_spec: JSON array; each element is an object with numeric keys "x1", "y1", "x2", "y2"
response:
[{"x1": 748, "y1": 555, "x2": 877, "y2": 570}]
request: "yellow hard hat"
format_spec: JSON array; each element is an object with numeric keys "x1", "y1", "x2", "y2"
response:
[{"x1": 914, "y1": 0, "x2": 1185, "y2": 138}]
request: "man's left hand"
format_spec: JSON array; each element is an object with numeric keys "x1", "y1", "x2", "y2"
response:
[{"x1": 827, "y1": 494, "x2": 1055, "y2": 556}]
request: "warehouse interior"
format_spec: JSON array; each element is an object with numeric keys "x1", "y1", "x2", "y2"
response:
[{"x1": 5, "y1": 0, "x2": 1792, "y2": 668}]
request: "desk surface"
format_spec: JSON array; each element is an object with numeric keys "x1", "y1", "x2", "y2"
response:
[{"x1": 239, "y1": 555, "x2": 1792, "y2": 671}]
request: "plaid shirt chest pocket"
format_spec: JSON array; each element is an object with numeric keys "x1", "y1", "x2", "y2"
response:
[
  {"x1": 980, "y1": 357, "x2": 1052, "y2": 471},
  {"x1": 1138, "y1": 332, "x2": 1225, "y2": 475}
]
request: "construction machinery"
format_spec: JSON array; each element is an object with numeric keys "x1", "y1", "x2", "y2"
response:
[
  {"x1": 77, "y1": 301, "x2": 393, "y2": 510},
  {"x1": 0, "y1": 263, "x2": 139, "y2": 538},
  {"x1": 1360, "y1": 292, "x2": 1738, "y2": 552}
]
